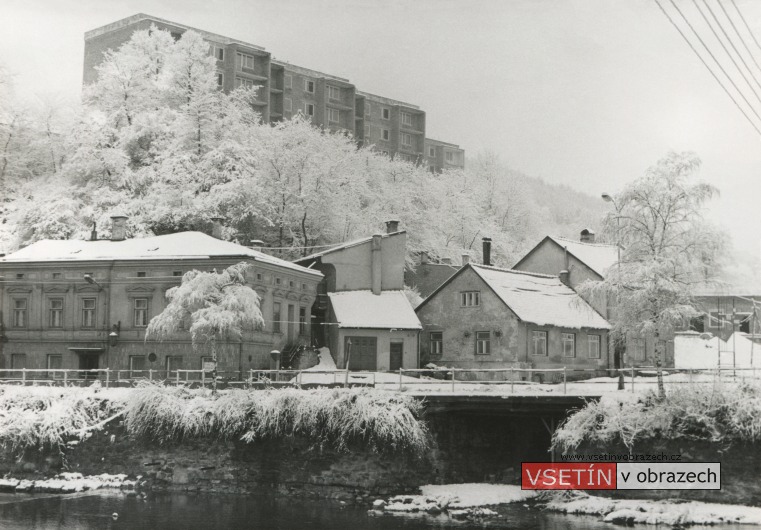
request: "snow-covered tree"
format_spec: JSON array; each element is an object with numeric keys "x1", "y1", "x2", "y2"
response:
[
  {"x1": 146, "y1": 262, "x2": 264, "y2": 394},
  {"x1": 579, "y1": 152, "x2": 723, "y2": 398}
]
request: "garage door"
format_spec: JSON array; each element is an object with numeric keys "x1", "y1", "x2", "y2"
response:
[{"x1": 345, "y1": 336, "x2": 377, "y2": 371}]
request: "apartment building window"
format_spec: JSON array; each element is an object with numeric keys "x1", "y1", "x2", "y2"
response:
[
  {"x1": 299, "y1": 307, "x2": 307, "y2": 335},
  {"x1": 49, "y1": 298, "x2": 63, "y2": 328},
  {"x1": 16, "y1": 273, "x2": 24, "y2": 279},
  {"x1": 256, "y1": 273, "x2": 263, "y2": 281},
  {"x1": 588, "y1": 335, "x2": 601, "y2": 359},
  {"x1": 365, "y1": 102, "x2": 371, "y2": 116},
  {"x1": 562, "y1": 333, "x2": 576, "y2": 357},
  {"x1": 82, "y1": 298, "x2": 96, "y2": 328},
  {"x1": 532, "y1": 331, "x2": 548, "y2": 356},
  {"x1": 364, "y1": 125, "x2": 371, "y2": 137},
  {"x1": 52, "y1": 272, "x2": 62, "y2": 279},
  {"x1": 328, "y1": 108, "x2": 340, "y2": 123},
  {"x1": 136, "y1": 271, "x2": 146, "y2": 278},
  {"x1": 633, "y1": 338, "x2": 647, "y2": 361},
  {"x1": 11, "y1": 354, "x2": 26, "y2": 371},
  {"x1": 235, "y1": 77, "x2": 255, "y2": 89},
  {"x1": 401, "y1": 132, "x2": 412, "y2": 147},
  {"x1": 214, "y1": 47, "x2": 224, "y2": 61},
  {"x1": 284, "y1": 98, "x2": 292, "y2": 112},
  {"x1": 304, "y1": 103, "x2": 315, "y2": 117},
  {"x1": 165, "y1": 356, "x2": 183, "y2": 376},
  {"x1": 476, "y1": 331, "x2": 491, "y2": 355},
  {"x1": 217, "y1": 73, "x2": 224, "y2": 88},
  {"x1": 236, "y1": 52, "x2": 255, "y2": 71},
  {"x1": 275, "y1": 277, "x2": 282, "y2": 285},
  {"x1": 430, "y1": 332, "x2": 443, "y2": 355},
  {"x1": 328, "y1": 85, "x2": 341, "y2": 100},
  {"x1": 284, "y1": 74, "x2": 292, "y2": 89},
  {"x1": 401, "y1": 112, "x2": 413, "y2": 127},
  {"x1": 173, "y1": 271, "x2": 183, "y2": 277},
  {"x1": 130, "y1": 356, "x2": 146, "y2": 377},
  {"x1": 46, "y1": 354, "x2": 63, "y2": 379},
  {"x1": 304, "y1": 79, "x2": 315, "y2": 93},
  {"x1": 134, "y1": 298, "x2": 149, "y2": 327},
  {"x1": 445, "y1": 151, "x2": 454, "y2": 163},
  {"x1": 12, "y1": 299, "x2": 27, "y2": 328},
  {"x1": 429, "y1": 146, "x2": 435, "y2": 157},
  {"x1": 382, "y1": 129, "x2": 390, "y2": 141},
  {"x1": 382, "y1": 108, "x2": 390, "y2": 120},
  {"x1": 460, "y1": 291, "x2": 480, "y2": 307},
  {"x1": 273, "y1": 302, "x2": 282, "y2": 333}
]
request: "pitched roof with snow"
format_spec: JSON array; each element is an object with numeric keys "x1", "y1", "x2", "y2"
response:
[
  {"x1": 294, "y1": 231, "x2": 406, "y2": 263},
  {"x1": 471, "y1": 264, "x2": 610, "y2": 329},
  {"x1": 516, "y1": 236, "x2": 619, "y2": 278},
  {"x1": 0, "y1": 232, "x2": 322, "y2": 276},
  {"x1": 328, "y1": 290, "x2": 422, "y2": 329}
]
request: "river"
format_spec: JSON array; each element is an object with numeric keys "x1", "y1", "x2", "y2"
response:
[{"x1": 0, "y1": 492, "x2": 745, "y2": 529}]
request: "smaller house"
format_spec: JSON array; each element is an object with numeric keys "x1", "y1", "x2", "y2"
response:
[
  {"x1": 294, "y1": 221, "x2": 421, "y2": 371},
  {"x1": 415, "y1": 262, "x2": 611, "y2": 379}
]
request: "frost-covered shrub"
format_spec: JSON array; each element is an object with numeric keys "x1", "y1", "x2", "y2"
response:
[
  {"x1": 0, "y1": 386, "x2": 123, "y2": 453},
  {"x1": 123, "y1": 384, "x2": 431, "y2": 454},
  {"x1": 553, "y1": 382, "x2": 761, "y2": 453}
]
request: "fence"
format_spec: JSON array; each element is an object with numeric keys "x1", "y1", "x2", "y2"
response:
[{"x1": 0, "y1": 366, "x2": 758, "y2": 394}]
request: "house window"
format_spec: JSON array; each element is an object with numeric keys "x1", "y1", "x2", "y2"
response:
[
  {"x1": 52, "y1": 272, "x2": 62, "y2": 279},
  {"x1": 460, "y1": 291, "x2": 480, "y2": 307},
  {"x1": 365, "y1": 102, "x2": 371, "y2": 116},
  {"x1": 532, "y1": 331, "x2": 548, "y2": 356},
  {"x1": 130, "y1": 355, "x2": 146, "y2": 377},
  {"x1": 49, "y1": 298, "x2": 63, "y2": 328},
  {"x1": 173, "y1": 271, "x2": 183, "y2": 277},
  {"x1": 476, "y1": 331, "x2": 491, "y2": 355},
  {"x1": 236, "y1": 52, "x2": 255, "y2": 71},
  {"x1": 47, "y1": 354, "x2": 63, "y2": 379},
  {"x1": 16, "y1": 273, "x2": 24, "y2": 279},
  {"x1": 289, "y1": 280, "x2": 295, "y2": 288},
  {"x1": 284, "y1": 74, "x2": 292, "y2": 89},
  {"x1": 134, "y1": 298, "x2": 149, "y2": 327},
  {"x1": 328, "y1": 85, "x2": 341, "y2": 100},
  {"x1": 328, "y1": 108, "x2": 340, "y2": 123},
  {"x1": 10, "y1": 353, "x2": 26, "y2": 372},
  {"x1": 588, "y1": 335, "x2": 601, "y2": 359},
  {"x1": 215, "y1": 47, "x2": 224, "y2": 61},
  {"x1": 304, "y1": 103, "x2": 315, "y2": 117},
  {"x1": 81, "y1": 298, "x2": 96, "y2": 328},
  {"x1": 430, "y1": 332, "x2": 443, "y2": 355},
  {"x1": 284, "y1": 98, "x2": 292, "y2": 112},
  {"x1": 165, "y1": 356, "x2": 183, "y2": 376},
  {"x1": 401, "y1": 132, "x2": 412, "y2": 147},
  {"x1": 273, "y1": 302, "x2": 282, "y2": 333},
  {"x1": 256, "y1": 273, "x2": 263, "y2": 281},
  {"x1": 382, "y1": 108, "x2": 390, "y2": 120},
  {"x1": 633, "y1": 339, "x2": 647, "y2": 361},
  {"x1": 445, "y1": 151, "x2": 454, "y2": 163},
  {"x1": 217, "y1": 73, "x2": 224, "y2": 88},
  {"x1": 382, "y1": 129, "x2": 390, "y2": 141},
  {"x1": 301, "y1": 283, "x2": 307, "y2": 290},
  {"x1": 561, "y1": 333, "x2": 576, "y2": 357},
  {"x1": 137, "y1": 271, "x2": 146, "y2": 278},
  {"x1": 12, "y1": 299, "x2": 27, "y2": 328},
  {"x1": 235, "y1": 77, "x2": 255, "y2": 89},
  {"x1": 304, "y1": 79, "x2": 315, "y2": 93},
  {"x1": 275, "y1": 277, "x2": 282, "y2": 285},
  {"x1": 429, "y1": 146, "x2": 435, "y2": 157},
  {"x1": 364, "y1": 125, "x2": 371, "y2": 137},
  {"x1": 401, "y1": 112, "x2": 412, "y2": 126},
  {"x1": 299, "y1": 307, "x2": 307, "y2": 335}
]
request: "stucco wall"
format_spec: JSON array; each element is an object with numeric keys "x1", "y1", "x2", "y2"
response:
[{"x1": 321, "y1": 233, "x2": 405, "y2": 292}]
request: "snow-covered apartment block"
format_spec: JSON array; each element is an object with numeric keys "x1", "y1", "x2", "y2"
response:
[
  {"x1": 82, "y1": 13, "x2": 465, "y2": 173},
  {"x1": 0, "y1": 217, "x2": 323, "y2": 378}
]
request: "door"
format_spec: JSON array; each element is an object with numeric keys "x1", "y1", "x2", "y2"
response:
[
  {"x1": 389, "y1": 341, "x2": 404, "y2": 371},
  {"x1": 345, "y1": 336, "x2": 377, "y2": 371},
  {"x1": 78, "y1": 354, "x2": 99, "y2": 380}
]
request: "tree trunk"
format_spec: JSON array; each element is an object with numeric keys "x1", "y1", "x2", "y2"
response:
[
  {"x1": 211, "y1": 336, "x2": 218, "y2": 396},
  {"x1": 654, "y1": 329, "x2": 665, "y2": 400}
]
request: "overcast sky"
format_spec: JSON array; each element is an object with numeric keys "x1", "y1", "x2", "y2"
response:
[{"x1": 2, "y1": 0, "x2": 760, "y2": 262}]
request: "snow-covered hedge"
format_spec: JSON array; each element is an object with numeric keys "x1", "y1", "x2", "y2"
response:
[
  {"x1": 553, "y1": 382, "x2": 761, "y2": 452},
  {"x1": 123, "y1": 384, "x2": 431, "y2": 454}
]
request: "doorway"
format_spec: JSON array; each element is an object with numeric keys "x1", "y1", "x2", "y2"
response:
[
  {"x1": 390, "y1": 341, "x2": 404, "y2": 371},
  {"x1": 78, "y1": 353, "x2": 99, "y2": 380}
]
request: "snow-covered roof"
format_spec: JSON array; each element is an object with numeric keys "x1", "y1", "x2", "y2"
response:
[
  {"x1": 471, "y1": 264, "x2": 610, "y2": 330},
  {"x1": 0, "y1": 232, "x2": 322, "y2": 277},
  {"x1": 328, "y1": 290, "x2": 422, "y2": 329},
  {"x1": 294, "y1": 231, "x2": 405, "y2": 263},
  {"x1": 547, "y1": 236, "x2": 619, "y2": 278}
]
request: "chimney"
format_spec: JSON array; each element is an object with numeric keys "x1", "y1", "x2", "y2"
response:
[
  {"x1": 462, "y1": 254, "x2": 470, "y2": 266},
  {"x1": 580, "y1": 229, "x2": 595, "y2": 243},
  {"x1": 482, "y1": 237, "x2": 492, "y2": 266},
  {"x1": 559, "y1": 270, "x2": 571, "y2": 286},
  {"x1": 371, "y1": 233, "x2": 382, "y2": 295},
  {"x1": 110, "y1": 215, "x2": 128, "y2": 241},
  {"x1": 420, "y1": 252, "x2": 429, "y2": 265},
  {"x1": 385, "y1": 219, "x2": 400, "y2": 234},
  {"x1": 210, "y1": 217, "x2": 224, "y2": 239},
  {"x1": 90, "y1": 222, "x2": 97, "y2": 241}
]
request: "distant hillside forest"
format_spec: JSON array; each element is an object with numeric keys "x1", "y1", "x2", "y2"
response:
[{"x1": 0, "y1": 27, "x2": 606, "y2": 268}]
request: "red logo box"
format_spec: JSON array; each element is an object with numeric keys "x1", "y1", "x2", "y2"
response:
[{"x1": 522, "y1": 462, "x2": 617, "y2": 490}]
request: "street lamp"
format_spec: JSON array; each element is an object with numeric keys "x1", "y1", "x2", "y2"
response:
[{"x1": 83, "y1": 273, "x2": 102, "y2": 290}]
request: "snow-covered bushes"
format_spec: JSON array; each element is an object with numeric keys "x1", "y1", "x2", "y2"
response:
[
  {"x1": 123, "y1": 384, "x2": 431, "y2": 454},
  {"x1": 0, "y1": 386, "x2": 123, "y2": 453},
  {"x1": 553, "y1": 382, "x2": 761, "y2": 452}
]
